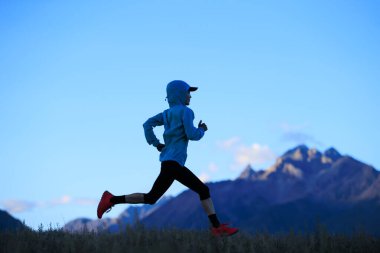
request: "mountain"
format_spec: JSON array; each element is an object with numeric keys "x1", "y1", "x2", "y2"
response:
[
  {"x1": 0, "y1": 209, "x2": 26, "y2": 231},
  {"x1": 141, "y1": 145, "x2": 380, "y2": 235},
  {"x1": 64, "y1": 145, "x2": 380, "y2": 235},
  {"x1": 64, "y1": 196, "x2": 172, "y2": 233}
]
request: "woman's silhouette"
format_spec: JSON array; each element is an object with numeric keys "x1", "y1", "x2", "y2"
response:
[{"x1": 97, "y1": 80, "x2": 238, "y2": 236}]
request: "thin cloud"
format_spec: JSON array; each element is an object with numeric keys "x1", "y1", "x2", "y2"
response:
[
  {"x1": 282, "y1": 131, "x2": 316, "y2": 143},
  {"x1": 217, "y1": 137, "x2": 241, "y2": 150},
  {"x1": 280, "y1": 123, "x2": 323, "y2": 146},
  {"x1": 198, "y1": 172, "x2": 210, "y2": 183},
  {"x1": 280, "y1": 122, "x2": 309, "y2": 133},
  {"x1": 50, "y1": 195, "x2": 72, "y2": 206},
  {"x1": 1, "y1": 200, "x2": 36, "y2": 213},
  {"x1": 74, "y1": 197, "x2": 98, "y2": 206},
  {"x1": 235, "y1": 143, "x2": 276, "y2": 166},
  {"x1": 218, "y1": 137, "x2": 277, "y2": 170},
  {"x1": 1, "y1": 195, "x2": 98, "y2": 213},
  {"x1": 208, "y1": 162, "x2": 219, "y2": 173},
  {"x1": 198, "y1": 162, "x2": 219, "y2": 183}
]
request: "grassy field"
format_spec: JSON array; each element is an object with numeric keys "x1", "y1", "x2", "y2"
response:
[{"x1": 1, "y1": 224, "x2": 379, "y2": 253}]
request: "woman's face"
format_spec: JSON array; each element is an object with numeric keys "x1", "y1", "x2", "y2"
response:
[{"x1": 185, "y1": 91, "x2": 191, "y2": 105}]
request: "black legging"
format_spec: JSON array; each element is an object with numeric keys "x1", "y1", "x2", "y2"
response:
[{"x1": 144, "y1": 160, "x2": 210, "y2": 204}]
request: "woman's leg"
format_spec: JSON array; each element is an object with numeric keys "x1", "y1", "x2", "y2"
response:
[
  {"x1": 111, "y1": 193, "x2": 145, "y2": 204},
  {"x1": 110, "y1": 163, "x2": 175, "y2": 205},
  {"x1": 172, "y1": 163, "x2": 221, "y2": 228},
  {"x1": 143, "y1": 164, "x2": 175, "y2": 205}
]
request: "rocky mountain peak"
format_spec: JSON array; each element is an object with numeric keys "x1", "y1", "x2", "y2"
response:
[
  {"x1": 323, "y1": 147, "x2": 342, "y2": 161},
  {"x1": 238, "y1": 165, "x2": 266, "y2": 180},
  {"x1": 238, "y1": 165, "x2": 255, "y2": 179},
  {"x1": 282, "y1": 144, "x2": 309, "y2": 161},
  {"x1": 281, "y1": 144, "x2": 323, "y2": 163}
]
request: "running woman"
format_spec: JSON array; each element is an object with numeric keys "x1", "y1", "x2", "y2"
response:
[{"x1": 97, "y1": 80, "x2": 238, "y2": 236}]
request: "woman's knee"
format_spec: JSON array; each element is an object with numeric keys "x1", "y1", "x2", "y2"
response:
[
  {"x1": 143, "y1": 193, "x2": 159, "y2": 205},
  {"x1": 199, "y1": 185, "x2": 210, "y2": 200}
]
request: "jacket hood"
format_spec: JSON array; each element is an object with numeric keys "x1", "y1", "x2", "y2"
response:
[{"x1": 166, "y1": 80, "x2": 191, "y2": 107}]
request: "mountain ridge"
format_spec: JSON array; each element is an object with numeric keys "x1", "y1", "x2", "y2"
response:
[
  {"x1": 64, "y1": 195, "x2": 172, "y2": 233},
  {"x1": 64, "y1": 145, "x2": 380, "y2": 235},
  {"x1": 141, "y1": 145, "x2": 380, "y2": 234},
  {"x1": 0, "y1": 209, "x2": 26, "y2": 231}
]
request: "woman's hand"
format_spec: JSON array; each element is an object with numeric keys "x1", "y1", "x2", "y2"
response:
[
  {"x1": 156, "y1": 143, "x2": 165, "y2": 152},
  {"x1": 198, "y1": 120, "x2": 208, "y2": 131}
]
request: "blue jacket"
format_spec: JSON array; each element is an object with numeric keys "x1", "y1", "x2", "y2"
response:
[{"x1": 143, "y1": 81, "x2": 205, "y2": 166}]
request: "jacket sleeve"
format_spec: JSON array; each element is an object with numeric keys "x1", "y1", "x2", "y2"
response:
[
  {"x1": 182, "y1": 107, "x2": 205, "y2": 141},
  {"x1": 143, "y1": 112, "x2": 164, "y2": 147}
]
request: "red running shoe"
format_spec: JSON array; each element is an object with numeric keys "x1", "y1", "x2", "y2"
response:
[
  {"x1": 211, "y1": 224, "x2": 239, "y2": 236},
  {"x1": 97, "y1": 191, "x2": 114, "y2": 219}
]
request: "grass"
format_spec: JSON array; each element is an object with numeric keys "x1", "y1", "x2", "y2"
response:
[{"x1": 1, "y1": 224, "x2": 380, "y2": 253}]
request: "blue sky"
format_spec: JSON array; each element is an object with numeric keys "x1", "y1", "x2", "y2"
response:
[{"x1": 1, "y1": 0, "x2": 379, "y2": 229}]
